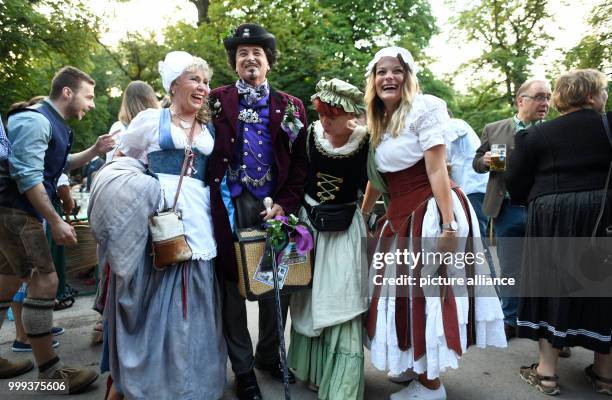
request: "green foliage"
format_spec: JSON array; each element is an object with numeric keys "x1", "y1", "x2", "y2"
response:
[
  {"x1": 564, "y1": 0, "x2": 611, "y2": 73},
  {"x1": 448, "y1": 0, "x2": 558, "y2": 132},
  {"x1": 0, "y1": 0, "x2": 107, "y2": 150},
  {"x1": 0, "y1": 0, "x2": 99, "y2": 115},
  {"x1": 454, "y1": 0, "x2": 551, "y2": 107},
  {"x1": 112, "y1": 32, "x2": 169, "y2": 87},
  {"x1": 12, "y1": 0, "x2": 605, "y2": 153},
  {"x1": 1, "y1": 0, "x2": 450, "y2": 144},
  {"x1": 194, "y1": 0, "x2": 446, "y2": 121},
  {"x1": 417, "y1": 68, "x2": 457, "y2": 110},
  {"x1": 563, "y1": 0, "x2": 611, "y2": 111},
  {"x1": 163, "y1": 22, "x2": 233, "y2": 88}
]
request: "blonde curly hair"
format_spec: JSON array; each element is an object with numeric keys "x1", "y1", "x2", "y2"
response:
[{"x1": 552, "y1": 69, "x2": 608, "y2": 113}]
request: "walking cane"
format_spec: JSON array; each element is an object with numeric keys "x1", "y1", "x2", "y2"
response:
[{"x1": 264, "y1": 197, "x2": 291, "y2": 400}]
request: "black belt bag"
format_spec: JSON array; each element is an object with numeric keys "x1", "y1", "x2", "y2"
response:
[{"x1": 303, "y1": 202, "x2": 356, "y2": 232}]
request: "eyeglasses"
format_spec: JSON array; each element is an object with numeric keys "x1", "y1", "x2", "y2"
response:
[{"x1": 522, "y1": 95, "x2": 551, "y2": 103}]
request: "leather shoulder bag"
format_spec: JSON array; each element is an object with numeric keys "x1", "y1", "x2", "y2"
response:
[{"x1": 148, "y1": 122, "x2": 196, "y2": 269}]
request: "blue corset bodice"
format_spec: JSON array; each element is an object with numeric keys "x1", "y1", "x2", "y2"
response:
[
  {"x1": 148, "y1": 149, "x2": 207, "y2": 183},
  {"x1": 147, "y1": 109, "x2": 214, "y2": 184}
]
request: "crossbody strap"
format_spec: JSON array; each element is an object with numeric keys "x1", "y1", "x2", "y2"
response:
[
  {"x1": 171, "y1": 121, "x2": 197, "y2": 212},
  {"x1": 592, "y1": 113, "x2": 612, "y2": 237}
]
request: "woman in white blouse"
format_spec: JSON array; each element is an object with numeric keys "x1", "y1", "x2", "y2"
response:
[
  {"x1": 105, "y1": 80, "x2": 159, "y2": 162},
  {"x1": 101, "y1": 51, "x2": 226, "y2": 400},
  {"x1": 361, "y1": 47, "x2": 506, "y2": 400}
]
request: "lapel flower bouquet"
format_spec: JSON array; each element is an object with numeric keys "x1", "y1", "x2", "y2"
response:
[
  {"x1": 209, "y1": 96, "x2": 222, "y2": 118},
  {"x1": 280, "y1": 100, "x2": 304, "y2": 144}
]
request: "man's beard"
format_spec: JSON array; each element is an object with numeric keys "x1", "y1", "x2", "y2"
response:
[
  {"x1": 242, "y1": 65, "x2": 265, "y2": 82},
  {"x1": 243, "y1": 70, "x2": 258, "y2": 81},
  {"x1": 64, "y1": 99, "x2": 81, "y2": 120}
]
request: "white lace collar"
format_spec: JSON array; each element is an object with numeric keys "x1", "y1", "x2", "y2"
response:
[{"x1": 313, "y1": 120, "x2": 368, "y2": 156}]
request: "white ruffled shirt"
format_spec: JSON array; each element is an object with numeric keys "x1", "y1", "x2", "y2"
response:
[
  {"x1": 312, "y1": 120, "x2": 368, "y2": 156},
  {"x1": 375, "y1": 94, "x2": 455, "y2": 173},
  {"x1": 118, "y1": 108, "x2": 217, "y2": 261}
]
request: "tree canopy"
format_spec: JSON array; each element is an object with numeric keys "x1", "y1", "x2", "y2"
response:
[
  {"x1": 0, "y1": 0, "x2": 99, "y2": 112},
  {"x1": 564, "y1": 0, "x2": 611, "y2": 72},
  {"x1": 0, "y1": 0, "x2": 609, "y2": 150}
]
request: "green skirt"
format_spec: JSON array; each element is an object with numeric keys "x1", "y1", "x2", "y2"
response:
[{"x1": 288, "y1": 317, "x2": 364, "y2": 400}]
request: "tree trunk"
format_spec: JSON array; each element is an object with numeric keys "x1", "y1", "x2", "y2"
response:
[
  {"x1": 505, "y1": 75, "x2": 513, "y2": 106},
  {"x1": 188, "y1": 0, "x2": 210, "y2": 25}
]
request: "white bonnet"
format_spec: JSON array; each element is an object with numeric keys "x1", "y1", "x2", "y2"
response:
[
  {"x1": 158, "y1": 51, "x2": 196, "y2": 93},
  {"x1": 364, "y1": 46, "x2": 419, "y2": 77}
]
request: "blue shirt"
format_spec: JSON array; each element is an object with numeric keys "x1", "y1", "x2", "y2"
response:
[
  {"x1": 0, "y1": 99, "x2": 71, "y2": 193},
  {"x1": 0, "y1": 115, "x2": 9, "y2": 161},
  {"x1": 446, "y1": 119, "x2": 489, "y2": 195}
]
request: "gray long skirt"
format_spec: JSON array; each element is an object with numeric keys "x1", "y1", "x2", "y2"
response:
[{"x1": 105, "y1": 258, "x2": 227, "y2": 400}]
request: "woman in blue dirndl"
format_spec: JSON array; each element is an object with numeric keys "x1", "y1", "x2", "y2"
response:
[{"x1": 90, "y1": 51, "x2": 226, "y2": 400}]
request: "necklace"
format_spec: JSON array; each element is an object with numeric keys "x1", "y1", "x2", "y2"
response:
[{"x1": 171, "y1": 107, "x2": 196, "y2": 129}]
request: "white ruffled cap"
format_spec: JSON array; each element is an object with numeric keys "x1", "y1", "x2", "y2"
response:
[
  {"x1": 364, "y1": 46, "x2": 419, "y2": 77},
  {"x1": 159, "y1": 51, "x2": 196, "y2": 93}
]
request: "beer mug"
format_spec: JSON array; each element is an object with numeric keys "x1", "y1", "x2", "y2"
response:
[{"x1": 490, "y1": 144, "x2": 507, "y2": 172}]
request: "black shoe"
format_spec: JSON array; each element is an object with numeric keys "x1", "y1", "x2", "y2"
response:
[
  {"x1": 504, "y1": 323, "x2": 516, "y2": 340},
  {"x1": 236, "y1": 371, "x2": 263, "y2": 400},
  {"x1": 256, "y1": 361, "x2": 296, "y2": 384},
  {"x1": 559, "y1": 347, "x2": 571, "y2": 358}
]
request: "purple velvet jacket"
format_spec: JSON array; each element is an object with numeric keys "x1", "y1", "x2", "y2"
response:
[{"x1": 208, "y1": 84, "x2": 308, "y2": 281}]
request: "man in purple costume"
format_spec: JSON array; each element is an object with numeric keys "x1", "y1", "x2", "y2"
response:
[{"x1": 208, "y1": 23, "x2": 308, "y2": 400}]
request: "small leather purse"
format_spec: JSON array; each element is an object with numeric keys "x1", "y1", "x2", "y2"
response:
[
  {"x1": 148, "y1": 123, "x2": 196, "y2": 270},
  {"x1": 149, "y1": 209, "x2": 192, "y2": 269}
]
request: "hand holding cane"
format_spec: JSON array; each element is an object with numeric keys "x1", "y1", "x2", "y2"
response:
[
  {"x1": 264, "y1": 196, "x2": 291, "y2": 400},
  {"x1": 264, "y1": 197, "x2": 273, "y2": 214}
]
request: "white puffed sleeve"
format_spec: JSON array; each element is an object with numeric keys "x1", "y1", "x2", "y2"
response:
[
  {"x1": 414, "y1": 95, "x2": 455, "y2": 152},
  {"x1": 57, "y1": 173, "x2": 69, "y2": 187},
  {"x1": 118, "y1": 108, "x2": 161, "y2": 160}
]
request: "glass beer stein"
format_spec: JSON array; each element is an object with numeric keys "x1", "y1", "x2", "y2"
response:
[{"x1": 490, "y1": 144, "x2": 507, "y2": 172}]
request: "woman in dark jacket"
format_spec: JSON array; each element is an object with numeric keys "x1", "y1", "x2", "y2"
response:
[{"x1": 506, "y1": 69, "x2": 612, "y2": 396}]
